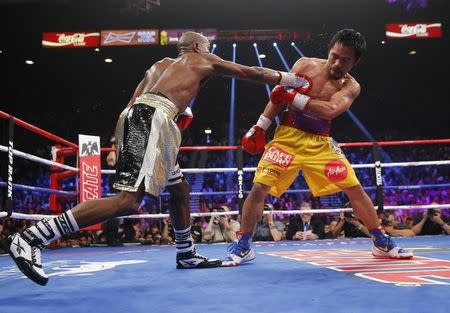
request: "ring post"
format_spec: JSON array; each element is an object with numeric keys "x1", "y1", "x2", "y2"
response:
[
  {"x1": 4, "y1": 117, "x2": 14, "y2": 217},
  {"x1": 372, "y1": 143, "x2": 384, "y2": 214},
  {"x1": 236, "y1": 146, "x2": 244, "y2": 213}
]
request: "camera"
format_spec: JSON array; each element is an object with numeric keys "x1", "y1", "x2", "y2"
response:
[
  {"x1": 428, "y1": 209, "x2": 438, "y2": 217},
  {"x1": 344, "y1": 211, "x2": 355, "y2": 218}
]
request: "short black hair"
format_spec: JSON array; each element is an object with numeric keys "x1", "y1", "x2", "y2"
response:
[{"x1": 328, "y1": 29, "x2": 366, "y2": 61}]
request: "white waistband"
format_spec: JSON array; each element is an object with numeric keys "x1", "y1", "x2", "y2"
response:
[{"x1": 134, "y1": 93, "x2": 179, "y2": 120}]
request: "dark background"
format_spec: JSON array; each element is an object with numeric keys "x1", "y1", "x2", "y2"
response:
[{"x1": 1, "y1": 0, "x2": 449, "y2": 152}]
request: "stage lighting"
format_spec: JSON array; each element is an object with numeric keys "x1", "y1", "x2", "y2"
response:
[{"x1": 25, "y1": 60, "x2": 34, "y2": 65}]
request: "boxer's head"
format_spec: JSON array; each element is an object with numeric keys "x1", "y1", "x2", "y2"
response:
[
  {"x1": 178, "y1": 31, "x2": 210, "y2": 55},
  {"x1": 327, "y1": 29, "x2": 366, "y2": 79}
]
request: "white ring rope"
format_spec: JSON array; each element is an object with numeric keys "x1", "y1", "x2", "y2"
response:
[
  {"x1": 0, "y1": 145, "x2": 77, "y2": 172},
  {"x1": 2, "y1": 204, "x2": 450, "y2": 221},
  {"x1": 103, "y1": 160, "x2": 450, "y2": 174},
  {"x1": 1, "y1": 145, "x2": 449, "y2": 174}
]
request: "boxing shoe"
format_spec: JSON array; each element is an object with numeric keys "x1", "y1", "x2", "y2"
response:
[
  {"x1": 222, "y1": 240, "x2": 255, "y2": 266},
  {"x1": 176, "y1": 249, "x2": 222, "y2": 269},
  {"x1": 7, "y1": 232, "x2": 48, "y2": 286},
  {"x1": 371, "y1": 232, "x2": 413, "y2": 259}
]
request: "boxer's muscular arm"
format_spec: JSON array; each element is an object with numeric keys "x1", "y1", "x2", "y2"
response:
[
  {"x1": 306, "y1": 82, "x2": 360, "y2": 120},
  {"x1": 204, "y1": 54, "x2": 283, "y2": 85}
]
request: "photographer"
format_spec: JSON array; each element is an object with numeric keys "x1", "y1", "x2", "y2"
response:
[
  {"x1": 253, "y1": 204, "x2": 285, "y2": 242},
  {"x1": 417, "y1": 207, "x2": 450, "y2": 235},
  {"x1": 203, "y1": 206, "x2": 240, "y2": 243},
  {"x1": 381, "y1": 212, "x2": 417, "y2": 237},
  {"x1": 331, "y1": 211, "x2": 370, "y2": 238}
]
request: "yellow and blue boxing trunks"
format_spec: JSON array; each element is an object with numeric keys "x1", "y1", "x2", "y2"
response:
[{"x1": 254, "y1": 123, "x2": 360, "y2": 197}]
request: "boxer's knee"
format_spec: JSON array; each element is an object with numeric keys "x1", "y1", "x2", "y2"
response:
[
  {"x1": 168, "y1": 180, "x2": 190, "y2": 203},
  {"x1": 250, "y1": 182, "x2": 271, "y2": 202},
  {"x1": 114, "y1": 191, "x2": 141, "y2": 215}
]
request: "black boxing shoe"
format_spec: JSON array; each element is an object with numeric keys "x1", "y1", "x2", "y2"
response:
[
  {"x1": 7, "y1": 232, "x2": 48, "y2": 286},
  {"x1": 176, "y1": 249, "x2": 222, "y2": 269}
]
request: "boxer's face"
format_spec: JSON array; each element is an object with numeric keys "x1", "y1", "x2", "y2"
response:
[{"x1": 327, "y1": 43, "x2": 357, "y2": 79}]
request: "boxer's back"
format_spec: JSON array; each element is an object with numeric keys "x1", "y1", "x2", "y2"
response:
[{"x1": 147, "y1": 53, "x2": 212, "y2": 111}]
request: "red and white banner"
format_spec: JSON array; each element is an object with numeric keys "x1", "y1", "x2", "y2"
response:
[
  {"x1": 101, "y1": 29, "x2": 159, "y2": 46},
  {"x1": 78, "y1": 134, "x2": 102, "y2": 202},
  {"x1": 386, "y1": 22, "x2": 442, "y2": 39},
  {"x1": 42, "y1": 32, "x2": 100, "y2": 48},
  {"x1": 78, "y1": 135, "x2": 102, "y2": 230}
]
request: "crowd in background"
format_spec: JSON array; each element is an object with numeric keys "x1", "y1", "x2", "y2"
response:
[{"x1": 0, "y1": 144, "x2": 448, "y2": 252}]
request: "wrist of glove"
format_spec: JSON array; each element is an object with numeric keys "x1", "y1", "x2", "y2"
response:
[
  {"x1": 278, "y1": 72, "x2": 313, "y2": 93},
  {"x1": 270, "y1": 85, "x2": 311, "y2": 111},
  {"x1": 176, "y1": 107, "x2": 193, "y2": 130}
]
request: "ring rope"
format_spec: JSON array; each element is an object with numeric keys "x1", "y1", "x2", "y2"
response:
[
  {"x1": 2, "y1": 204, "x2": 449, "y2": 221},
  {"x1": 0, "y1": 182, "x2": 77, "y2": 196},
  {"x1": 101, "y1": 160, "x2": 450, "y2": 175},
  {"x1": 1, "y1": 145, "x2": 449, "y2": 174},
  {"x1": 0, "y1": 145, "x2": 77, "y2": 171}
]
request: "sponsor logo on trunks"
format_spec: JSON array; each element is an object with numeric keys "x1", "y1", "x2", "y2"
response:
[
  {"x1": 324, "y1": 159, "x2": 348, "y2": 183},
  {"x1": 262, "y1": 146, "x2": 294, "y2": 169},
  {"x1": 257, "y1": 166, "x2": 281, "y2": 177},
  {"x1": 263, "y1": 249, "x2": 450, "y2": 286},
  {"x1": 385, "y1": 22, "x2": 442, "y2": 39}
]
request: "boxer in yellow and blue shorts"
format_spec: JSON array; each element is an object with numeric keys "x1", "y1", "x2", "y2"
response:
[
  {"x1": 223, "y1": 29, "x2": 413, "y2": 267},
  {"x1": 254, "y1": 118, "x2": 359, "y2": 198}
]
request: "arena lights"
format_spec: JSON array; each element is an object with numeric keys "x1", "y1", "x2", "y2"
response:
[
  {"x1": 204, "y1": 129, "x2": 212, "y2": 134},
  {"x1": 290, "y1": 42, "x2": 305, "y2": 58},
  {"x1": 272, "y1": 42, "x2": 290, "y2": 71},
  {"x1": 381, "y1": 40, "x2": 386, "y2": 45},
  {"x1": 228, "y1": 42, "x2": 237, "y2": 151},
  {"x1": 212, "y1": 43, "x2": 217, "y2": 48},
  {"x1": 25, "y1": 60, "x2": 34, "y2": 65},
  {"x1": 258, "y1": 54, "x2": 266, "y2": 59},
  {"x1": 252, "y1": 41, "x2": 279, "y2": 124},
  {"x1": 94, "y1": 48, "x2": 100, "y2": 52},
  {"x1": 104, "y1": 58, "x2": 113, "y2": 63},
  {"x1": 408, "y1": 50, "x2": 417, "y2": 55}
]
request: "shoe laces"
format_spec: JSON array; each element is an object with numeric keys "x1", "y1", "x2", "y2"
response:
[{"x1": 31, "y1": 246, "x2": 42, "y2": 266}]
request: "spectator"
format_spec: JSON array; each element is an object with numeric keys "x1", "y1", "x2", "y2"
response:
[
  {"x1": 417, "y1": 207, "x2": 450, "y2": 235},
  {"x1": 253, "y1": 204, "x2": 285, "y2": 242},
  {"x1": 203, "y1": 205, "x2": 240, "y2": 243},
  {"x1": 286, "y1": 202, "x2": 324, "y2": 240}
]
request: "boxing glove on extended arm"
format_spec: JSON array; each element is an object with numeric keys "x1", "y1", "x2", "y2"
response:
[{"x1": 241, "y1": 115, "x2": 272, "y2": 155}]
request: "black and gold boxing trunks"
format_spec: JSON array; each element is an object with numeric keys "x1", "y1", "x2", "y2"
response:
[{"x1": 113, "y1": 92, "x2": 180, "y2": 196}]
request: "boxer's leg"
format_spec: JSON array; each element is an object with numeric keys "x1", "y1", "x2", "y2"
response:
[{"x1": 167, "y1": 166, "x2": 221, "y2": 269}]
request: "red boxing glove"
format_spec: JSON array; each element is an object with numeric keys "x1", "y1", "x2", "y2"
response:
[
  {"x1": 176, "y1": 107, "x2": 193, "y2": 130},
  {"x1": 270, "y1": 85, "x2": 311, "y2": 111},
  {"x1": 242, "y1": 125, "x2": 266, "y2": 155},
  {"x1": 270, "y1": 85, "x2": 296, "y2": 105}
]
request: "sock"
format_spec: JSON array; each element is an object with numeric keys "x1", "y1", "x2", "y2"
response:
[
  {"x1": 25, "y1": 210, "x2": 80, "y2": 247},
  {"x1": 238, "y1": 232, "x2": 252, "y2": 249},
  {"x1": 369, "y1": 227, "x2": 387, "y2": 247},
  {"x1": 174, "y1": 226, "x2": 195, "y2": 254}
]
